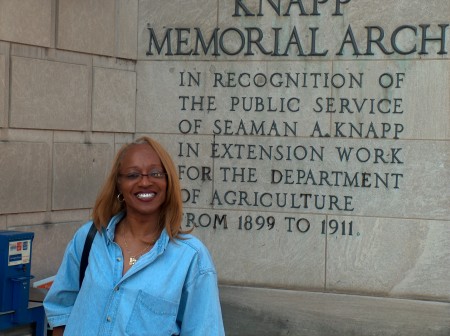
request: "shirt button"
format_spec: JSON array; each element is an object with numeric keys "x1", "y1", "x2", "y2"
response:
[
  {"x1": 114, "y1": 286, "x2": 120, "y2": 291},
  {"x1": 106, "y1": 316, "x2": 112, "y2": 322},
  {"x1": 116, "y1": 257, "x2": 121, "y2": 262}
]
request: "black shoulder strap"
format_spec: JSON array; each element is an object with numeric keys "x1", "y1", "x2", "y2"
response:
[{"x1": 79, "y1": 223, "x2": 97, "y2": 288}]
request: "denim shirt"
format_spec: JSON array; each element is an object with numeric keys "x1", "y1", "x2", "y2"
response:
[{"x1": 44, "y1": 213, "x2": 225, "y2": 335}]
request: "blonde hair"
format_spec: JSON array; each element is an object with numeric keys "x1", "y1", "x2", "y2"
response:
[{"x1": 92, "y1": 136, "x2": 188, "y2": 239}]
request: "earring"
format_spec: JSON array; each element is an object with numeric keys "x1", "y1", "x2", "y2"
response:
[{"x1": 117, "y1": 193, "x2": 124, "y2": 202}]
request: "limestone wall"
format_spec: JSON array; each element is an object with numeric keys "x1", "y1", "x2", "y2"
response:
[
  {"x1": 0, "y1": 0, "x2": 138, "y2": 279},
  {"x1": 0, "y1": 0, "x2": 449, "y2": 307}
]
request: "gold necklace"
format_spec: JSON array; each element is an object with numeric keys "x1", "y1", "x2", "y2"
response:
[{"x1": 122, "y1": 228, "x2": 157, "y2": 266}]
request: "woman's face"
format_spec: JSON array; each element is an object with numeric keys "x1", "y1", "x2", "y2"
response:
[{"x1": 117, "y1": 144, "x2": 167, "y2": 220}]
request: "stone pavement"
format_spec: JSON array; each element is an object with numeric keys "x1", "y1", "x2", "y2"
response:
[{"x1": 220, "y1": 285, "x2": 450, "y2": 336}]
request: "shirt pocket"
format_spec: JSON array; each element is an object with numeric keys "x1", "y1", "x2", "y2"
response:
[{"x1": 125, "y1": 290, "x2": 179, "y2": 336}]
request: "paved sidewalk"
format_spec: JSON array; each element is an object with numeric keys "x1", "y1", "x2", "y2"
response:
[{"x1": 220, "y1": 285, "x2": 450, "y2": 336}]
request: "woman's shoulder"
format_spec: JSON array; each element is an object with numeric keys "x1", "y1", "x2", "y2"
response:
[
  {"x1": 73, "y1": 220, "x2": 96, "y2": 239},
  {"x1": 74, "y1": 213, "x2": 120, "y2": 240},
  {"x1": 173, "y1": 234, "x2": 216, "y2": 272},
  {"x1": 70, "y1": 220, "x2": 96, "y2": 250},
  {"x1": 175, "y1": 233, "x2": 206, "y2": 251}
]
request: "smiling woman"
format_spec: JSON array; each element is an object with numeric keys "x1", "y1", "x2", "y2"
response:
[{"x1": 44, "y1": 136, "x2": 225, "y2": 336}]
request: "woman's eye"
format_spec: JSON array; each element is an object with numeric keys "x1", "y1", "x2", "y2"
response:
[
  {"x1": 126, "y1": 173, "x2": 141, "y2": 179},
  {"x1": 149, "y1": 171, "x2": 166, "y2": 178}
]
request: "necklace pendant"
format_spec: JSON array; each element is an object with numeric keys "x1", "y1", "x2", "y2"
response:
[{"x1": 129, "y1": 257, "x2": 137, "y2": 266}]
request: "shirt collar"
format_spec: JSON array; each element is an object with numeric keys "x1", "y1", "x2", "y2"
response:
[
  {"x1": 105, "y1": 212, "x2": 125, "y2": 244},
  {"x1": 105, "y1": 212, "x2": 170, "y2": 252}
]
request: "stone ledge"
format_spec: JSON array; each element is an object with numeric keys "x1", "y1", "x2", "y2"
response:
[{"x1": 219, "y1": 285, "x2": 450, "y2": 336}]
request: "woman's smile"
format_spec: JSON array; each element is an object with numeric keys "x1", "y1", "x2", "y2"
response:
[{"x1": 136, "y1": 192, "x2": 156, "y2": 200}]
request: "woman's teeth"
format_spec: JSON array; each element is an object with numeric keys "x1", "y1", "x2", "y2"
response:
[{"x1": 136, "y1": 193, "x2": 155, "y2": 200}]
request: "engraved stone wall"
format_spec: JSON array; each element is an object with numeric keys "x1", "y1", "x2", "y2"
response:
[{"x1": 0, "y1": 1, "x2": 449, "y2": 332}]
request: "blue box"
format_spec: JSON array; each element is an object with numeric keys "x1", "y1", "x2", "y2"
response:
[{"x1": 0, "y1": 230, "x2": 34, "y2": 313}]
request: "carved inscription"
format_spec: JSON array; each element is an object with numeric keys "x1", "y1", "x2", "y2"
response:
[
  {"x1": 146, "y1": 0, "x2": 449, "y2": 57},
  {"x1": 141, "y1": 1, "x2": 449, "y2": 236},
  {"x1": 172, "y1": 65, "x2": 412, "y2": 236}
]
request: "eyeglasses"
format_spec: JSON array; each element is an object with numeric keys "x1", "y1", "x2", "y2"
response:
[{"x1": 119, "y1": 171, "x2": 167, "y2": 181}]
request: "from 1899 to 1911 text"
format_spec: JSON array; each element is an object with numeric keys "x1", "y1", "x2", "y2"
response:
[{"x1": 184, "y1": 212, "x2": 360, "y2": 236}]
